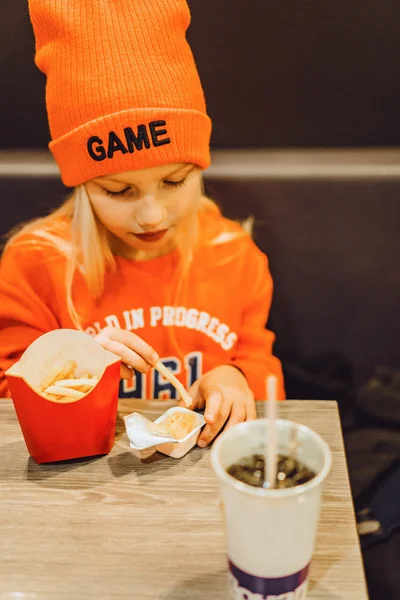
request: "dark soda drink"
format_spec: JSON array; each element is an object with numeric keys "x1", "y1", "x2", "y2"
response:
[{"x1": 227, "y1": 453, "x2": 315, "y2": 489}]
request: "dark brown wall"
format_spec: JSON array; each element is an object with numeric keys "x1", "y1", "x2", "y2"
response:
[{"x1": 1, "y1": 1, "x2": 400, "y2": 148}]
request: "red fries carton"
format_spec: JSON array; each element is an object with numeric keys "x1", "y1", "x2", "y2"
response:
[{"x1": 5, "y1": 329, "x2": 121, "y2": 464}]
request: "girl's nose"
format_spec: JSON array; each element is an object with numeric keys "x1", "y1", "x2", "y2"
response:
[{"x1": 135, "y1": 197, "x2": 166, "y2": 230}]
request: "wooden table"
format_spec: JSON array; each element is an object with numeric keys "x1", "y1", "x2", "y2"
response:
[{"x1": 0, "y1": 399, "x2": 368, "y2": 600}]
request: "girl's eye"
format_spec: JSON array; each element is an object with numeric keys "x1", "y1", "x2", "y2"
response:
[
  {"x1": 103, "y1": 187, "x2": 131, "y2": 197},
  {"x1": 163, "y1": 179, "x2": 186, "y2": 188}
]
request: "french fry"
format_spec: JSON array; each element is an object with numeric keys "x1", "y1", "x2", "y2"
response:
[
  {"x1": 55, "y1": 377, "x2": 98, "y2": 395},
  {"x1": 62, "y1": 363, "x2": 76, "y2": 381},
  {"x1": 154, "y1": 361, "x2": 192, "y2": 407},
  {"x1": 38, "y1": 360, "x2": 99, "y2": 402},
  {"x1": 40, "y1": 360, "x2": 76, "y2": 391},
  {"x1": 44, "y1": 386, "x2": 85, "y2": 400},
  {"x1": 43, "y1": 392, "x2": 59, "y2": 401},
  {"x1": 39, "y1": 361, "x2": 99, "y2": 403},
  {"x1": 39, "y1": 365, "x2": 65, "y2": 392},
  {"x1": 55, "y1": 378, "x2": 97, "y2": 388}
]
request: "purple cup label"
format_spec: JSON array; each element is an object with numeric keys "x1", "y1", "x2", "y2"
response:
[{"x1": 229, "y1": 560, "x2": 310, "y2": 600}]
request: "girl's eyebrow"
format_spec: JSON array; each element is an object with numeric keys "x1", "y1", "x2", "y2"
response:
[
  {"x1": 94, "y1": 176, "x2": 131, "y2": 185},
  {"x1": 93, "y1": 178, "x2": 126, "y2": 187},
  {"x1": 164, "y1": 164, "x2": 195, "y2": 178},
  {"x1": 94, "y1": 164, "x2": 195, "y2": 186}
]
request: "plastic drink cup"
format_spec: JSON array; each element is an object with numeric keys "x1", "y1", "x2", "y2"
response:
[{"x1": 211, "y1": 418, "x2": 332, "y2": 599}]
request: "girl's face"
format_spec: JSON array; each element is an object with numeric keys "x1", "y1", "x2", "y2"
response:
[{"x1": 86, "y1": 162, "x2": 201, "y2": 256}]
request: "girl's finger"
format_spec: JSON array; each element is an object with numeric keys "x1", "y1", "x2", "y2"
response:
[
  {"x1": 197, "y1": 392, "x2": 230, "y2": 447},
  {"x1": 203, "y1": 389, "x2": 223, "y2": 424},
  {"x1": 246, "y1": 396, "x2": 257, "y2": 421},
  {"x1": 224, "y1": 399, "x2": 247, "y2": 430},
  {"x1": 121, "y1": 363, "x2": 135, "y2": 379},
  {"x1": 101, "y1": 328, "x2": 159, "y2": 365},
  {"x1": 98, "y1": 338, "x2": 151, "y2": 373}
]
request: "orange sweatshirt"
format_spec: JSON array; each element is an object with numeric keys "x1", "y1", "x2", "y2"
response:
[{"x1": 0, "y1": 211, "x2": 285, "y2": 400}]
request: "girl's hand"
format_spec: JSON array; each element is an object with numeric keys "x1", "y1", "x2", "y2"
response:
[
  {"x1": 180, "y1": 365, "x2": 257, "y2": 447},
  {"x1": 95, "y1": 327, "x2": 159, "y2": 379}
]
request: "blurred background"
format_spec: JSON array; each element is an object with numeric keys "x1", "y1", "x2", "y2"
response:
[
  {"x1": 1, "y1": 2, "x2": 400, "y2": 596},
  {"x1": 3, "y1": 0, "x2": 400, "y2": 147}
]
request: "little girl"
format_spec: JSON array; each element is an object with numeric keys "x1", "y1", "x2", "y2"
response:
[{"x1": 0, "y1": 0, "x2": 285, "y2": 446}]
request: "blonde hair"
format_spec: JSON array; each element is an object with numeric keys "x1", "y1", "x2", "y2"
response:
[{"x1": 5, "y1": 179, "x2": 252, "y2": 328}]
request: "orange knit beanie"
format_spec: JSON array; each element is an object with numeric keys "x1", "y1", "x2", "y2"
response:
[{"x1": 28, "y1": 0, "x2": 211, "y2": 187}]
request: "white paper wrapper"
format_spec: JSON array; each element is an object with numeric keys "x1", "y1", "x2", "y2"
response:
[
  {"x1": 124, "y1": 407, "x2": 206, "y2": 459},
  {"x1": 124, "y1": 413, "x2": 177, "y2": 449}
]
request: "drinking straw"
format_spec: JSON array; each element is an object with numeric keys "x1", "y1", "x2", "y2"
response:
[{"x1": 266, "y1": 374, "x2": 278, "y2": 489}]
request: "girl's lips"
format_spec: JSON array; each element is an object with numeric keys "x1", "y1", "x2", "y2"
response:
[{"x1": 133, "y1": 229, "x2": 168, "y2": 242}]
